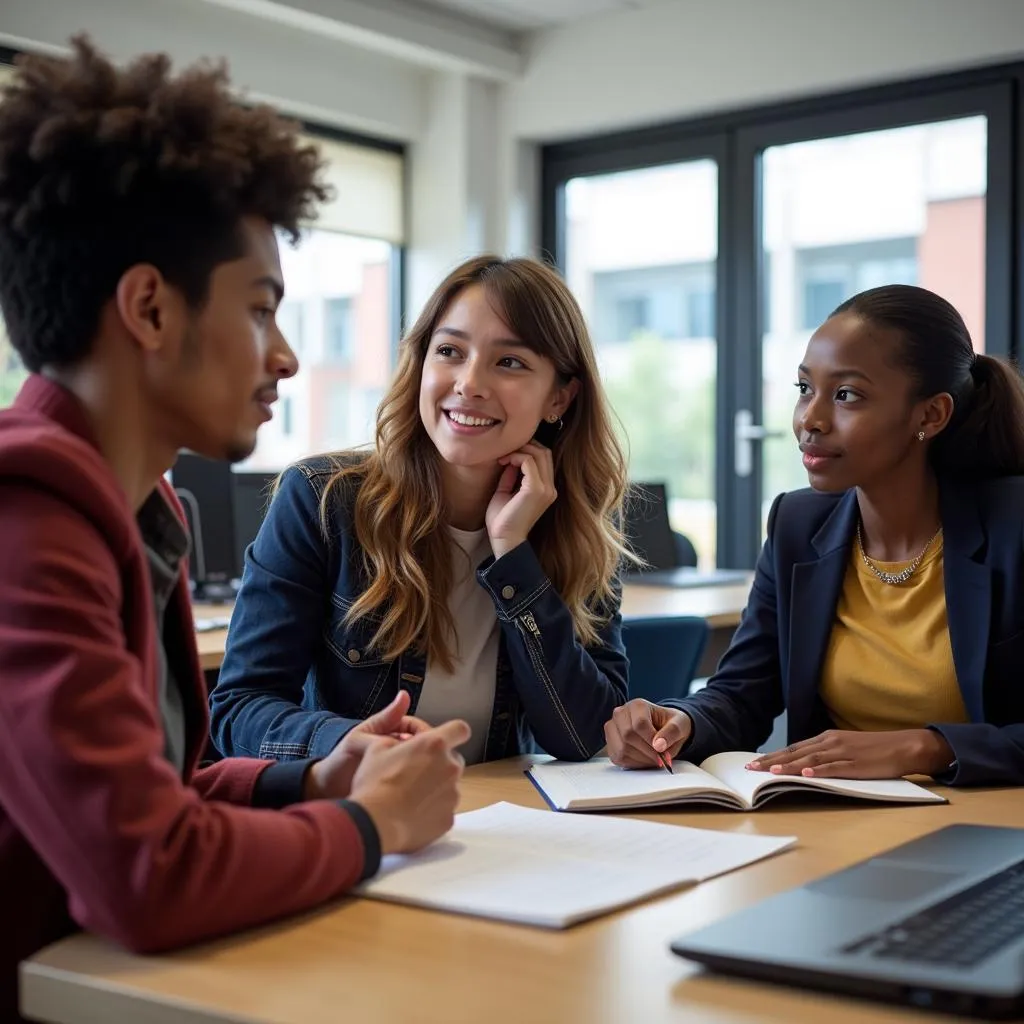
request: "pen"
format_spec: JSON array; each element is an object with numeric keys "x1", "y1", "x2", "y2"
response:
[{"x1": 656, "y1": 751, "x2": 673, "y2": 774}]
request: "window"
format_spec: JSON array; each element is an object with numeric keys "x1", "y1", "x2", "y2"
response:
[
  {"x1": 686, "y1": 287, "x2": 715, "y2": 339},
  {"x1": 761, "y1": 118, "x2": 988, "y2": 547},
  {"x1": 0, "y1": 63, "x2": 21, "y2": 410},
  {"x1": 324, "y1": 297, "x2": 354, "y2": 364},
  {"x1": 276, "y1": 301, "x2": 305, "y2": 357},
  {"x1": 0, "y1": 321, "x2": 27, "y2": 408},
  {"x1": 326, "y1": 381, "x2": 352, "y2": 442},
  {"x1": 563, "y1": 161, "x2": 719, "y2": 567},
  {"x1": 802, "y1": 276, "x2": 846, "y2": 329},
  {"x1": 615, "y1": 296, "x2": 649, "y2": 338},
  {"x1": 231, "y1": 129, "x2": 404, "y2": 473},
  {"x1": 593, "y1": 261, "x2": 717, "y2": 344},
  {"x1": 796, "y1": 239, "x2": 919, "y2": 329},
  {"x1": 233, "y1": 231, "x2": 397, "y2": 472},
  {"x1": 547, "y1": 80, "x2": 1004, "y2": 569}
]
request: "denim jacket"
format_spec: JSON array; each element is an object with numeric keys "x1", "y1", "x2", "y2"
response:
[{"x1": 209, "y1": 457, "x2": 628, "y2": 763}]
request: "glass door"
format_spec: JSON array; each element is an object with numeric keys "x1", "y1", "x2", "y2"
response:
[
  {"x1": 544, "y1": 82, "x2": 1015, "y2": 569},
  {"x1": 730, "y1": 86, "x2": 1012, "y2": 564},
  {"x1": 560, "y1": 158, "x2": 721, "y2": 567}
]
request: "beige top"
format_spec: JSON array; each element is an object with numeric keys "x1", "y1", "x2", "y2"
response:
[{"x1": 415, "y1": 526, "x2": 499, "y2": 764}]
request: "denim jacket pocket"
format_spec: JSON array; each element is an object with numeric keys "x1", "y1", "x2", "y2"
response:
[{"x1": 323, "y1": 595, "x2": 394, "y2": 718}]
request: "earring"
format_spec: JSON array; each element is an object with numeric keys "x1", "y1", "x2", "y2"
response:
[
  {"x1": 917, "y1": 431, "x2": 926, "y2": 441},
  {"x1": 546, "y1": 414, "x2": 564, "y2": 430}
]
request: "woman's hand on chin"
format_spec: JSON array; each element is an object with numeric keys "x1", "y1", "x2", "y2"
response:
[{"x1": 485, "y1": 441, "x2": 557, "y2": 560}]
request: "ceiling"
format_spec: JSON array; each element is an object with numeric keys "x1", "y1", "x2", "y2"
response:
[{"x1": 403, "y1": 0, "x2": 656, "y2": 32}]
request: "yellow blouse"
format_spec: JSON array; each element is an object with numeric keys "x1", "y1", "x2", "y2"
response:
[{"x1": 818, "y1": 535, "x2": 969, "y2": 731}]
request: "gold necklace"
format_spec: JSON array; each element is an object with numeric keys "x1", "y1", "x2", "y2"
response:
[{"x1": 856, "y1": 521, "x2": 942, "y2": 586}]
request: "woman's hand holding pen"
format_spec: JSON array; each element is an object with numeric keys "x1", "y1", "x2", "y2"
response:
[{"x1": 604, "y1": 699, "x2": 693, "y2": 770}]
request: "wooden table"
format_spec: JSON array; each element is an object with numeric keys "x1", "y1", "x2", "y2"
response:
[
  {"x1": 193, "y1": 604, "x2": 236, "y2": 673},
  {"x1": 21, "y1": 758, "x2": 1021, "y2": 1024},
  {"x1": 192, "y1": 578, "x2": 753, "y2": 674}
]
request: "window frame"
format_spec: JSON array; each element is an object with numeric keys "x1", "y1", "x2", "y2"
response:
[{"x1": 542, "y1": 62, "x2": 1021, "y2": 567}]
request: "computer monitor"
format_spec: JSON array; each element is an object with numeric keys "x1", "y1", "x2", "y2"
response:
[
  {"x1": 170, "y1": 452, "x2": 238, "y2": 603},
  {"x1": 232, "y1": 471, "x2": 277, "y2": 577},
  {"x1": 623, "y1": 482, "x2": 678, "y2": 572}
]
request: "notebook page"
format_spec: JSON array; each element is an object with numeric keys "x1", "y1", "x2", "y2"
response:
[
  {"x1": 356, "y1": 801, "x2": 796, "y2": 928},
  {"x1": 700, "y1": 751, "x2": 947, "y2": 806},
  {"x1": 528, "y1": 757, "x2": 735, "y2": 810}
]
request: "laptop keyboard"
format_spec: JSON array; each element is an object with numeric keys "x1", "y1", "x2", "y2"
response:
[{"x1": 842, "y1": 858, "x2": 1024, "y2": 968}]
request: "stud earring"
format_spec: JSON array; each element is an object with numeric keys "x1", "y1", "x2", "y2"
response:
[
  {"x1": 917, "y1": 431, "x2": 926, "y2": 441},
  {"x1": 546, "y1": 414, "x2": 564, "y2": 430},
  {"x1": 546, "y1": 414, "x2": 559, "y2": 424}
]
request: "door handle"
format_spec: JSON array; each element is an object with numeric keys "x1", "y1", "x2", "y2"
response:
[{"x1": 734, "y1": 409, "x2": 785, "y2": 478}]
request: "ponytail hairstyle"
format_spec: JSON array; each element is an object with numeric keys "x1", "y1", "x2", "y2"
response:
[
  {"x1": 317, "y1": 255, "x2": 631, "y2": 671},
  {"x1": 831, "y1": 285, "x2": 1024, "y2": 478}
]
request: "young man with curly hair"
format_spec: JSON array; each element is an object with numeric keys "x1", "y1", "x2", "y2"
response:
[{"x1": 0, "y1": 38, "x2": 470, "y2": 1019}]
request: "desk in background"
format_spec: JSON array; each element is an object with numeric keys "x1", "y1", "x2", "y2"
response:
[
  {"x1": 22, "y1": 757, "x2": 1020, "y2": 1024},
  {"x1": 192, "y1": 576, "x2": 754, "y2": 677}
]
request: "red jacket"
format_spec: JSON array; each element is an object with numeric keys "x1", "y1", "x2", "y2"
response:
[{"x1": 0, "y1": 376, "x2": 368, "y2": 1020}]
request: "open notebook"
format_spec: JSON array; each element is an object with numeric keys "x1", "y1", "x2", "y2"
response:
[
  {"x1": 528, "y1": 753, "x2": 947, "y2": 812},
  {"x1": 355, "y1": 801, "x2": 795, "y2": 928}
]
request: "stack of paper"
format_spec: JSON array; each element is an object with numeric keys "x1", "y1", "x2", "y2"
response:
[{"x1": 356, "y1": 801, "x2": 795, "y2": 928}]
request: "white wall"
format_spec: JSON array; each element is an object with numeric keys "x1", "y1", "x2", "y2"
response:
[
  {"x1": 1, "y1": 0, "x2": 426, "y2": 140},
  {"x1": 407, "y1": 72, "x2": 472, "y2": 316},
  {"x1": 406, "y1": 73, "x2": 524, "y2": 316},
  {"x1": 511, "y1": 0, "x2": 1024, "y2": 140}
]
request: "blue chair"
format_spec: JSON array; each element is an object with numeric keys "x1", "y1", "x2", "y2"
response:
[{"x1": 622, "y1": 616, "x2": 709, "y2": 703}]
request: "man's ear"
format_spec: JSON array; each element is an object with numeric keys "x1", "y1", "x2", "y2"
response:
[{"x1": 114, "y1": 264, "x2": 179, "y2": 355}]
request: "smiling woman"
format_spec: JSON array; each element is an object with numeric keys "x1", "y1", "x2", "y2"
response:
[
  {"x1": 210, "y1": 255, "x2": 633, "y2": 767},
  {"x1": 604, "y1": 284, "x2": 1024, "y2": 791}
]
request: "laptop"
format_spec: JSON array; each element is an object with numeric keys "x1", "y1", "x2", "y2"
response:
[
  {"x1": 622, "y1": 483, "x2": 747, "y2": 589},
  {"x1": 627, "y1": 566, "x2": 751, "y2": 588},
  {"x1": 671, "y1": 824, "x2": 1024, "y2": 1019}
]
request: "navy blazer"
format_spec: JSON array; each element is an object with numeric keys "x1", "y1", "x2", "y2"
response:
[{"x1": 670, "y1": 478, "x2": 1024, "y2": 786}]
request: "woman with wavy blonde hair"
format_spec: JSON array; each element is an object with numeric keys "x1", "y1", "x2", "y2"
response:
[{"x1": 211, "y1": 255, "x2": 630, "y2": 765}]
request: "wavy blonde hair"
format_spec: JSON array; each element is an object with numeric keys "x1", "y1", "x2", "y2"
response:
[{"x1": 319, "y1": 255, "x2": 631, "y2": 671}]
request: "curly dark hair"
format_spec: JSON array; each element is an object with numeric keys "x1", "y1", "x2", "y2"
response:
[{"x1": 0, "y1": 36, "x2": 329, "y2": 372}]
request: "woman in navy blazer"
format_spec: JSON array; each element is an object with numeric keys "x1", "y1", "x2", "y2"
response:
[{"x1": 606, "y1": 284, "x2": 1024, "y2": 786}]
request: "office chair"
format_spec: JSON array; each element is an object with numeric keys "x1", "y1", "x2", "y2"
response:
[
  {"x1": 622, "y1": 616, "x2": 709, "y2": 703},
  {"x1": 672, "y1": 531, "x2": 699, "y2": 568}
]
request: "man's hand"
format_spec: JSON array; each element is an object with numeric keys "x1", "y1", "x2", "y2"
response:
[
  {"x1": 604, "y1": 699, "x2": 692, "y2": 769},
  {"x1": 304, "y1": 691, "x2": 431, "y2": 801},
  {"x1": 745, "y1": 728, "x2": 954, "y2": 779},
  {"x1": 350, "y1": 719, "x2": 470, "y2": 854}
]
